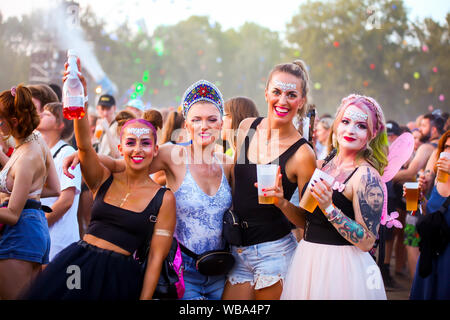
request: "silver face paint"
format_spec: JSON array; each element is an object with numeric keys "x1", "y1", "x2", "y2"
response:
[
  {"x1": 126, "y1": 127, "x2": 151, "y2": 138},
  {"x1": 273, "y1": 80, "x2": 297, "y2": 92},
  {"x1": 344, "y1": 109, "x2": 368, "y2": 122}
]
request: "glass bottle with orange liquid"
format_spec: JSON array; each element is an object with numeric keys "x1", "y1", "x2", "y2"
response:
[{"x1": 62, "y1": 50, "x2": 85, "y2": 120}]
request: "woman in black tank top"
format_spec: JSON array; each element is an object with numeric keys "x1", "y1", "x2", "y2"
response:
[
  {"x1": 222, "y1": 60, "x2": 317, "y2": 300},
  {"x1": 282, "y1": 94, "x2": 389, "y2": 300},
  {"x1": 24, "y1": 60, "x2": 176, "y2": 300}
]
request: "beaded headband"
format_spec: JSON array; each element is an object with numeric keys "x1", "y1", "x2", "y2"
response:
[{"x1": 181, "y1": 80, "x2": 224, "y2": 119}]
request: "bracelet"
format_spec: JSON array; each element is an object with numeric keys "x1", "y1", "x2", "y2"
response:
[
  {"x1": 324, "y1": 204, "x2": 334, "y2": 215},
  {"x1": 324, "y1": 204, "x2": 339, "y2": 222},
  {"x1": 84, "y1": 95, "x2": 88, "y2": 104}
]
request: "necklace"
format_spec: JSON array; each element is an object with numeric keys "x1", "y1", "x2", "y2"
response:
[{"x1": 119, "y1": 192, "x2": 131, "y2": 208}]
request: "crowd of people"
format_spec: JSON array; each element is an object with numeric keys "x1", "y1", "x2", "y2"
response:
[{"x1": 0, "y1": 57, "x2": 449, "y2": 300}]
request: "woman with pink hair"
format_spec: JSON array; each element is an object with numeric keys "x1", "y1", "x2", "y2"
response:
[{"x1": 281, "y1": 94, "x2": 389, "y2": 299}]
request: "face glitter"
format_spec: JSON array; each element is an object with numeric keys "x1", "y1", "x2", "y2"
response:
[
  {"x1": 273, "y1": 80, "x2": 297, "y2": 92},
  {"x1": 126, "y1": 127, "x2": 151, "y2": 138},
  {"x1": 343, "y1": 109, "x2": 369, "y2": 122}
]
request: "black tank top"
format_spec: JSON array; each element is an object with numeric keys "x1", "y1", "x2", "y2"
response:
[
  {"x1": 303, "y1": 167, "x2": 358, "y2": 246},
  {"x1": 233, "y1": 117, "x2": 311, "y2": 246},
  {"x1": 87, "y1": 175, "x2": 167, "y2": 253}
]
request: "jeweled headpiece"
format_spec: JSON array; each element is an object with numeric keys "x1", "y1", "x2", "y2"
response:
[{"x1": 181, "y1": 80, "x2": 224, "y2": 119}]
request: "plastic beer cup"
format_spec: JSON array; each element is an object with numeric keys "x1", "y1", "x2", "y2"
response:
[
  {"x1": 299, "y1": 168, "x2": 335, "y2": 213},
  {"x1": 256, "y1": 164, "x2": 278, "y2": 204},
  {"x1": 404, "y1": 182, "x2": 419, "y2": 211}
]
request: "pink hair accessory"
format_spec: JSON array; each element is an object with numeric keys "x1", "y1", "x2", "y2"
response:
[{"x1": 10, "y1": 86, "x2": 16, "y2": 97}]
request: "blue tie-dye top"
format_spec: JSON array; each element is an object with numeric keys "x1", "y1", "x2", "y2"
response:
[{"x1": 174, "y1": 155, "x2": 232, "y2": 254}]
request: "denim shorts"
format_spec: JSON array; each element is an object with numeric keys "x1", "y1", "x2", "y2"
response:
[
  {"x1": 0, "y1": 203, "x2": 51, "y2": 264},
  {"x1": 227, "y1": 232, "x2": 298, "y2": 290},
  {"x1": 180, "y1": 251, "x2": 226, "y2": 300}
]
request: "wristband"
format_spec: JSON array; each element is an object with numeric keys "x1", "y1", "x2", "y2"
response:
[
  {"x1": 84, "y1": 95, "x2": 88, "y2": 104},
  {"x1": 324, "y1": 204, "x2": 334, "y2": 215}
]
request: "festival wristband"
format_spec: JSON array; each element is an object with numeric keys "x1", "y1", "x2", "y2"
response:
[{"x1": 154, "y1": 229, "x2": 173, "y2": 237}]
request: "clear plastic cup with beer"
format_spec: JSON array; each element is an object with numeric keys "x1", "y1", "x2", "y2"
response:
[
  {"x1": 404, "y1": 182, "x2": 419, "y2": 211},
  {"x1": 256, "y1": 164, "x2": 278, "y2": 204},
  {"x1": 436, "y1": 152, "x2": 449, "y2": 183},
  {"x1": 299, "y1": 168, "x2": 335, "y2": 213}
]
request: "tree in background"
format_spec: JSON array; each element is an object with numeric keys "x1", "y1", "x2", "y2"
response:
[{"x1": 0, "y1": 0, "x2": 448, "y2": 123}]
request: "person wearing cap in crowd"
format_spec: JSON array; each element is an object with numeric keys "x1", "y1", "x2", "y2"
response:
[
  {"x1": 64, "y1": 80, "x2": 233, "y2": 300},
  {"x1": 96, "y1": 94, "x2": 120, "y2": 158},
  {"x1": 125, "y1": 99, "x2": 146, "y2": 118}
]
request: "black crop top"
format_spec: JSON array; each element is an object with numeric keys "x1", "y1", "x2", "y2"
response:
[
  {"x1": 303, "y1": 168, "x2": 358, "y2": 246},
  {"x1": 86, "y1": 175, "x2": 167, "y2": 253},
  {"x1": 233, "y1": 117, "x2": 312, "y2": 246}
]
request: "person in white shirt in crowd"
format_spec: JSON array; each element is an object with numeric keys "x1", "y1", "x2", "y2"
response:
[{"x1": 37, "y1": 102, "x2": 82, "y2": 261}]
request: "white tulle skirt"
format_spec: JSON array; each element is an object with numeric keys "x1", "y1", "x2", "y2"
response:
[{"x1": 281, "y1": 240, "x2": 387, "y2": 300}]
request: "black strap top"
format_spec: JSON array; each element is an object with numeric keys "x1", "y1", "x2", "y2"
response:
[
  {"x1": 233, "y1": 117, "x2": 312, "y2": 246},
  {"x1": 303, "y1": 167, "x2": 358, "y2": 246},
  {"x1": 87, "y1": 175, "x2": 167, "y2": 253}
]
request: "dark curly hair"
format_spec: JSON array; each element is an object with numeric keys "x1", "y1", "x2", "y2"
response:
[{"x1": 0, "y1": 84, "x2": 41, "y2": 140}]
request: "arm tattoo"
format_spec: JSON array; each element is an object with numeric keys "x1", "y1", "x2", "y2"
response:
[
  {"x1": 326, "y1": 208, "x2": 366, "y2": 243},
  {"x1": 356, "y1": 167, "x2": 383, "y2": 235}
]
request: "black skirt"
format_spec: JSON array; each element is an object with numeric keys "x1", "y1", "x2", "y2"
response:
[{"x1": 23, "y1": 240, "x2": 143, "y2": 300}]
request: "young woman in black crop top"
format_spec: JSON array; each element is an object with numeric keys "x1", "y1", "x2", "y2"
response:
[
  {"x1": 222, "y1": 60, "x2": 317, "y2": 300},
  {"x1": 281, "y1": 94, "x2": 389, "y2": 299},
  {"x1": 24, "y1": 59, "x2": 176, "y2": 300}
]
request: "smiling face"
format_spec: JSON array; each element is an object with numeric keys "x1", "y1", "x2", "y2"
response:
[
  {"x1": 118, "y1": 123, "x2": 158, "y2": 170},
  {"x1": 185, "y1": 102, "x2": 223, "y2": 148},
  {"x1": 265, "y1": 72, "x2": 305, "y2": 126},
  {"x1": 336, "y1": 105, "x2": 370, "y2": 152}
]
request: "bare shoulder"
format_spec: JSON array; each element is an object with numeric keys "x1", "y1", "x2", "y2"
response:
[
  {"x1": 294, "y1": 141, "x2": 316, "y2": 164},
  {"x1": 162, "y1": 188, "x2": 176, "y2": 204},
  {"x1": 416, "y1": 143, "x2": 435, "y2": 156},
  {"x1": 238, "y1": 117, "x2": 258, "y2": 132},
  {"x1": 158, "y1": 143, "x2": 184, "y2": 162},
  {"x1": 355, "y1": 164, "x2": 382, "y2": 180}
]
